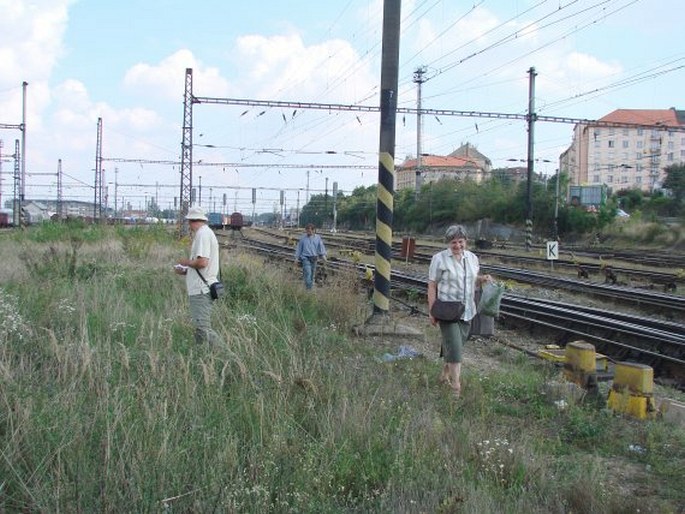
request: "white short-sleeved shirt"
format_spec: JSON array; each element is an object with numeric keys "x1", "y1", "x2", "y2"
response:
[
  {"x1": 428, "y1": 248, "x2": 480, "y2": 321},
  {"x1": 185, "y1": 224, "x2": 220, "y2": 296}
]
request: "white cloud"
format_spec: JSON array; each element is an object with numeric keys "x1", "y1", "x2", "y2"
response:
[
  {"x1": 0, "y1": 0, "x2": 73, "y2": 86},
  {"x1": 123, "y1": 49, "x2": 232, "y2": 100},
  {"x1": 565, "y1": 51, "x2": 622, "y2": 79},
  {"x1": 234, "y1": 33, "x2": 376, "y2": 103}
]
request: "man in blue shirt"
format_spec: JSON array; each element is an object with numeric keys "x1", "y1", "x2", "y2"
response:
[{"x1": 294, "y1": 223, "x2": 327, "y2": 290}]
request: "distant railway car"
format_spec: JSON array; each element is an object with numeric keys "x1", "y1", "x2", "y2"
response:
[
  {"x1": 0, "y1": 212, "x2": 10, "y2": 227},
  {"x1": 228, "y1": 212, "x2": 244, "y2": 230},
  {"x1": 207, "y1": 212, "x2": 225, "y2": 229}
]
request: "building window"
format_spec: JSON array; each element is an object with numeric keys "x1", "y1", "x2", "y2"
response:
[
  {"x1": 636, "y1": 152, "x2": 643, "y2": 160},
  {"x1": 637, "y1": 141, "x2": 643, "y2": 149},
  {"x1": 668, "y1": 141, "x2": 674, "y2": 150},
  {"x1": 592, "y1": 175, "x2": 600, "y2": 183},
  {"x1": 594, "y1": 139, "x2": 600, "y2": 148},
  {"x1": 668, "y1": 152, "x2": 674, "y2": 161},
  {"x1": 621, "y1": 176, "x2": 628, "y2": 184},
  {"x1": 608, "y1": 140, "x2": 615, "y2": 148},
  {"x1": 607, "y1": 175, "x2": 614, "y2": 183},
  {"x1": 637, "y1": 128, "x2": 644, "y2": 136},
  {"x1": 622, "y1": 140, "x2": 629, "y2": 148},
  {"x1": 622, "y1": 128, "x2": 629, "y2": 136},
  {"x1": 681, "y1": 150, "x2": 685, "y2": 158},
  {"x1": 636, "y1": 176, "x2": 642, "y2": 184}
]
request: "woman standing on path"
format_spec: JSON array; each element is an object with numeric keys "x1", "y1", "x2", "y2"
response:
[{"x1": 427, "y1": 225, "x2": 492, "y2": 398}]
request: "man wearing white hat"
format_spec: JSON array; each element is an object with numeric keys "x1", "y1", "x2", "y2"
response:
[{"x1": 174, "y1": 206, "x2": 221, "y2": 345}]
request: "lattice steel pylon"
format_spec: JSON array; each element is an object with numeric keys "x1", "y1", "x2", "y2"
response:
[
  {"x1": 57, "y1": 158, "x2": 63, "y2": 219},
  {"x1": 94, "y1": 117, "x2": 103, "y2": 219},
  {"x1": 178, "y1": 68, "x2": 194, "y2": 237},
  {"x1": 13, "y1": 140, "x2": 21, "y2": 226}
]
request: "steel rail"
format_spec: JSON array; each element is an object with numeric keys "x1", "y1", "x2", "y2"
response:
[{"x1": 230, "y1": 234, "x2": 685, "y2": 378}]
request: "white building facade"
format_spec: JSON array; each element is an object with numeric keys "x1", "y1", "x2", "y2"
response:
[{"x1": 560, "y1": 108, "x2": 685, "y2": 193}]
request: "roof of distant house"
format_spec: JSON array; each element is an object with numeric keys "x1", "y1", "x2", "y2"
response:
[
  {"x1": 599, "y1": 108, "x2": 683, "y2": 127},
  {"x1": 398, "y1": 154, "x2": 481, "y2": 169}
]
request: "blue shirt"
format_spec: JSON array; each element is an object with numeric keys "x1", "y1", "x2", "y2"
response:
[{"x1": 295, "y1": 233, "x2": 327, "y2": 260}]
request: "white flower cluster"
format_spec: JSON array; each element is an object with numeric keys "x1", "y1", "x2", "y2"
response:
[
  {"x1": 236, "y1": 314, "x2": 257, "y2": 325},
  {"x1": 0, "y1": 290, "x2": 27, "y2": 342},
  {"x1": 58, "y1": 298, "x2": 77, "y2": 315},
  {"x1": 475, "y1": 437, "x2": 515, "y2": 485}
]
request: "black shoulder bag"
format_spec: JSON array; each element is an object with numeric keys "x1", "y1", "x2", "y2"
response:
[
  {"x1": 430, "y1": 256, "x2": 466, "y2": 322},
  {"x1": 195, "y1": 267, "x2": 225, "y2": 301}
]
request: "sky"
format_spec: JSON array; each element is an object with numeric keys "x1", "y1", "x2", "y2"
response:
[{"x1": 0, "y1": 0, "x2": 683, "y2": 215}]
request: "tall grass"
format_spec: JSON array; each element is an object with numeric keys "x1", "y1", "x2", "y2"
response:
[{"x1": 0, "y1": 225, "x2": 683, "y2": 512}]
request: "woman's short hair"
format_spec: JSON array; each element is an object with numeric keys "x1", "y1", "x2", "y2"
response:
[{"x1": 445, "y1": 224, "x2": 468, "y2": 242}]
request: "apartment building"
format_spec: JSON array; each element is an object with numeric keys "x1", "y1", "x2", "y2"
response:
[{"x1": 559, "y1": 108, "x2": 685, "y2": 193}]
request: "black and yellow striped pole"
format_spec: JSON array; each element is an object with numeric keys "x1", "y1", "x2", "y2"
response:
[
  {"x1": 525, "y1": 66, "x2": 537, "y2": 252},
  {"x1": 372, "y1": 0, "x2": 401, "y2": 315}
]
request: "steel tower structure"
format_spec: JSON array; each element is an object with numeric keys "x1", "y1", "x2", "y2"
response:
[
  {"x1": 94, "y1": 117, "x2": 103, "y2": 219},
  {"x1": 178, "y1": 68, "x2": 194, "y2": 236}
]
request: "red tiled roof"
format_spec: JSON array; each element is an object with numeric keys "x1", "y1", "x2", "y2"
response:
[
  {"x1": 399, "y1": 154, "x2": 479, "y2": 168},
  {"x1": 599, "y1": 109, "x2": 680, "y2": 126}
]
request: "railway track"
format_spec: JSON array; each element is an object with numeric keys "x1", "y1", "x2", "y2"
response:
[
  {"x1": 225, "y1": 232, "x2": 685, "y2": 386},
  {"x1": 274, "y1": 228, "x2": 685, "y2": 289}
]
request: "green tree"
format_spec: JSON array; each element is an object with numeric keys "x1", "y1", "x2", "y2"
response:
[
  {"x1": 662, "y1": 163, "x2": 685, "y2": 206},
  {"x1": 336, "y1": 186, "x2": 376, "y2": 230},
  {"x1": 614, "y1": 188, "x2": 644, "y2": 211},
  {"x1": 300, "y1": 193, "x2": 333, "y2": 228}
]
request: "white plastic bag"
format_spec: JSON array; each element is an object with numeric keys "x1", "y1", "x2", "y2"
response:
[{"x1": 477, "y1": 282, "x2": 505, "y2": 317}]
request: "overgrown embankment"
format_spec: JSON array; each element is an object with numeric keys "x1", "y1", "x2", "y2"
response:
[{"x1": 0, "y1": 223, "x2": 683, "y2": 513}]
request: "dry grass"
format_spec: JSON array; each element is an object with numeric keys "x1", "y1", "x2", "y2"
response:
[{"x1": 0, "y1": 225, "x2": 683, "y2": 512}]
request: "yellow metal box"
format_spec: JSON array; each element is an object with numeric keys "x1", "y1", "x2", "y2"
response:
[{"x1": 613, "y1": 362, "x2": 653, "y2": 395}]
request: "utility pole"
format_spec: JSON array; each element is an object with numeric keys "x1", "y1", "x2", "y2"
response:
[
  {"x1": 13, "y1": 140, "x2": 20, "y2": 226},
  {"x1": 251, "y1": 188, "x2": 256, "y2": 224},
  {"x1": 525, "y1": 67, "x2": 537, "y2": 251},
  {"x1": 372, "y1": 0, "x2": 401, "y2": 316},
  {"x1": 114, "y1": 167, "x2": 119, "y2": 217},
  {"x1": 553, "y1": 168, "x2": 560, "y2": 240},
  {"x1": 178, "y1": 68, "x2": 193, "y2": 236},
  {"x1": 94, "y1": 117, "x2": 103, "y2": 220},
  {"x1": 305, "y1": 169, "x2": 310, "y2": 204},
  {"x1": 332, "y1": 181, "x2": 338, "y2": 232},
  {"x1": 57, "y1": 159, "x2": 63, "y2": 219},
  {"x1": 324, "y1": 176, "x2": 329, "y2": 223},
  {"x1": 296, "y1": 189, "x2": 300, "y2": 227},
  {"x1": 20, "y1": 82, "x2": 27, "y2": 224},
  {"x1": 0, "y1": 140, "x2": 3, "y2": 209},
  {"x1": 413, "y1": 66, "x2": 427, "y2": 198}
]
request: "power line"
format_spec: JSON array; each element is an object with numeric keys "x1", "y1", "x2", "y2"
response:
[
  {"x1": 103, "y1": 157, "x2": 376, "y2": 169},
  {"x1": 193, "y1": 96, "x2": 685, "y2": 131}
]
